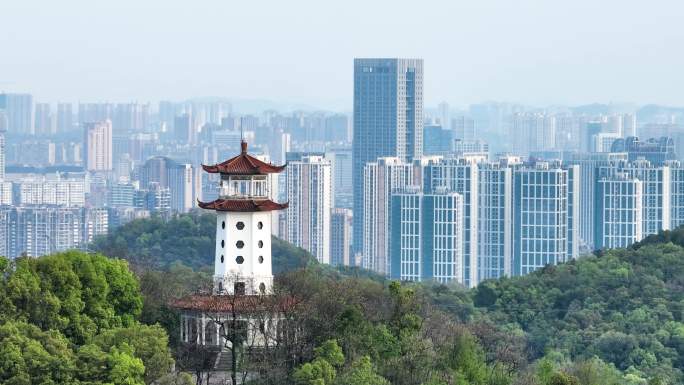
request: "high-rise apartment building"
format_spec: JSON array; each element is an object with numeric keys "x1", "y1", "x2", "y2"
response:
[
  {"x1": 174, "y1": 113, "x2": 194, "y2": 144},
  {"x1": 512, "y1": 162, "x2": 580, "y2": 276},
  {"x1": 595, "y1": 173, "x2": 643, "y2": 249},
  {"x1": 669, "y1": 161, "x2": 684, "y2": 229},
  {"x1": 57, "y1": 103, "x2": 73, "y2": 132},
  {"x1": 353, "y1": 58, "x2": 423, "y2": 254},
  {"x1": 168, "y1": 163, "x2": 194, "y2": 213},
  {"x1": 390, "y1": 191, "x2": 464, "y2": 284},
  {"x1": 285, "y1": 155, "x2": 332, "y2": 264},
  {"x1": 34, "y1": 103, "x2": 54, "y2": 135},
  {"x1": 477, "y1": 161, "x2": 513, "y2": 281},
  {"x1": 0, "y1": 93, "x2": 34, "y2": 135},
  {"x1": 423, "y1": 125, "x2": 453, "y2": 156},
  {"x1": 0, "y1": 182, "x2": 11, "y2": 205},
  {"x1": 0, "y1": 118, "x2": 6, "y2": 181},
  {"x1": 623, "y1": 159, "x2": 671, "y2": 238},
  {"x1": 510, "y1": 113, "x2": 556, "y2": 155},
  {"x1": 325, "y1": 146, "x2": 353, "y2": 209},
  {"x1": 330, "y1": 208, "x2": 353, "y2": 266},
  {"x1": 623, "y1": 114, "x2": 637, "y2": 138},
  {"x1": 84, "y1": 120, "x2": 113, "y2": 171},
  {"x1": 363, "y1": 157, "x2": 414, "y2": 274},
  {"x1": 566, "y1": 152, "x2": 628, "y2": 251},
  {"x1": 112, "y1": 103, "x2": 149, "y2": 132},
  {"x1": 438, "y1": 102, "x2": 451, "y2": 130},
  {"x1": 453, "y1": 116, "x2": 476, "y2": 141},
  {"x1": 324, "y1": 114, "x2": 351, "y2": 142},
  {"x1": 109, "y1": 182, "x2": 137, "y2": 207},
  {"x1": 423, "y1": 158, "x2": 479, "y2": 287},
  {"x1": 138, "y1": 156, "x2": 197, "y2": 213}
]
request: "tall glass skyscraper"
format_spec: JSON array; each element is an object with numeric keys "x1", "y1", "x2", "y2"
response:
[{"x1": 353, "y1": 58, "x2": 423, "y2": 255}]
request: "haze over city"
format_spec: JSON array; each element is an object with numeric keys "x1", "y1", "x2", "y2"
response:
[
  {"x1": 2, "y1": 0, "x2": 684, "y2": 108},
  {"x1": 1, "y1": 2, "x2": 684, "y2": 384}
]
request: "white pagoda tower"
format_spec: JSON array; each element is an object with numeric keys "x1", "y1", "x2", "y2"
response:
[
  {"x1": 172, "y1": 141, "x2": 289, "y2": 354},
  {"x1": 198, "y1": 140, "x2": 287, "y2": 296}
]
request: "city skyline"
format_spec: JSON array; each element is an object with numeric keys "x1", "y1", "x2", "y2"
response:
[{"x1": 2, "y1": 1, "x2": 684, "y2": 108}]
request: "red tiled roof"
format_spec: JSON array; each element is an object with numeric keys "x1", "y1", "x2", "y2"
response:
[
  {"x1": 202, "y1": 141, "x2": 285, "y2": 175},
  {"x1": 197, "y1": 199, "x2": 288, "y2": 212},
  {"x1": 170, "y1": 294, "x2": 298, "y2": 313}
]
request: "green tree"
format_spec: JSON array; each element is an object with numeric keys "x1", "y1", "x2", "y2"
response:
[
  {"x1": 0, "y1": 321, "x2": 77, "y2": 384},
  {"x1": 293, "y1": 340, "x2": 344, "y2": 385},
  {"x1": 547, "y1": 372, "x2": 580, "y2": 385},
  {"x1": 336, "y1": 356, "x2": 389, "y2": 385},
  {"x1": 93, "y1": 323, "x2": 174, "y2": 384}
]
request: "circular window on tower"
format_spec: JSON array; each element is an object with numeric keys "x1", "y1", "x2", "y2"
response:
[
  {"x1": 257, "y1": 221, "x2": 263, "y2": 229},
  {"x1": 258, "y1": 255, "x2": 264, "y2": 264},
  {"x1": 221, "y1": 240, "x2": 225, "y2": 248},
  {"x1": 221, "y1": 221, "x2": 225, "y2": 229},
  {"x1": 220, "y1": 255, "x2": 224, "y2": 263},
  {"x1": 258, "y1": 240, "x2": 263, "y2": 248},
  {"x1": 236, "y1": 240, "x2": 244, "y2": 249},
  {"x1": 236, "y1": 222, "x2": 245, "y2": 230},
  {"x1": 259, "y1": 282, "x2": 266, "y2": 294},
  {"x1": 236, "y1": 256, "x2": 244, "y2": 264}
]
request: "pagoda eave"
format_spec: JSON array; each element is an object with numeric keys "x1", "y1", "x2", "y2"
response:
[
  {"x1": 201, "y1": 163, "x2": 286, "y2": 175},
  {"x1": 170, "y1": 294, "x2": 298, "y2": 313},
  {"x1": 201, "y1": 141, "x2": 286, "y2": 175},
  {"x1": 197, "y1": 198, "x2": 289, "y2": 212}
]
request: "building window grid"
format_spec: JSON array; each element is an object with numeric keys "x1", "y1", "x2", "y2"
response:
[{"x1": 519, "y1": 171, "x2": 568, "y2": 273}]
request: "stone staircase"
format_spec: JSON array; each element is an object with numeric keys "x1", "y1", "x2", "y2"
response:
[{"x1": 213, "y1": 349, "x2": 233, "y2": 372}]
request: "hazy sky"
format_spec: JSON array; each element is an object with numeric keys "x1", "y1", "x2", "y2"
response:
[{"x1": 1, "y1": 0, "x2": 683, "y2": 109}]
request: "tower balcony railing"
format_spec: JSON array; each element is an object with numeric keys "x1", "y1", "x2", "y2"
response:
[{"x1": 219, "y1": 178, "x2": 269, "y2": 199}]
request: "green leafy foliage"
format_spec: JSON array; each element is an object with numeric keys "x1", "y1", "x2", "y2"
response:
[
  {"x1": 460, "y1": 242, "x2": 684, "y2": 382},
  {"x1": 0, "y1": 251, "x2": 176, "y2": 384},
  {"x1": 280, "y1": 229, "x2": 684, "y2": 384}
]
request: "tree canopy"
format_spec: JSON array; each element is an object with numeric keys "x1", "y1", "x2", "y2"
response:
[
  {"x1": 4, "y1": 213, "x2": 681, "y2": 384},
  {"x1": 91, "y1": 211, "x2": 316, "y2": 273},
  {"x1": 0, "y1": 251, "x2": 180, "y2": 385}
]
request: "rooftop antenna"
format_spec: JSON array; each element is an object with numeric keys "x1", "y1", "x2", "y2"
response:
[{"x1": 240, "y1": 119, "x2": 247, "y2": 153}]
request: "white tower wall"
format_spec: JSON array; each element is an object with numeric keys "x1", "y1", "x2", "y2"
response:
[{"x1": 214, "y1": 210, "x2": 274, "y2": 295}]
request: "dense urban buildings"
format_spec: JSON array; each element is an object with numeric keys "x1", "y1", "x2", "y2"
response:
[
  {"x1": 0, "y1": 206, "x2": 107, "y2": 258},
  {"x1": 423, "y1": 158, "x2": 480, "y2": 286},
  {"x1": 0, "y1": 93, "x2": 33, "y2": 135},
  {"x1": 353, "y1": 58, "x2": 424, "y2": 256},
  {"x1": 1, "y1": 64, "x2": 684, "y2": 290}
]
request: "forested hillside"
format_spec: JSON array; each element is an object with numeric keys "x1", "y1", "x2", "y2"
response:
[
  {"x1": 465, "y1": 241, "x2": 684, "y2": 383},
  {"x1": 1, "y1": 214, "x2": 670, "y2": 384},
  {"x1": 91, "y1": 211, "x2": 315, "y2": 272}
]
